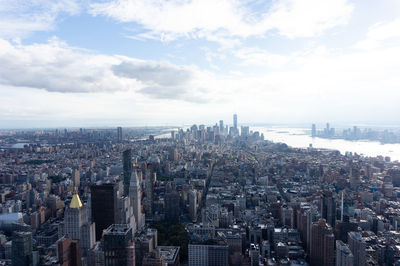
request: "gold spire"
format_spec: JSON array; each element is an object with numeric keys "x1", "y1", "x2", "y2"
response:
[{"x1": 69, "y1": 187, "x2": 82, "y2": 208}]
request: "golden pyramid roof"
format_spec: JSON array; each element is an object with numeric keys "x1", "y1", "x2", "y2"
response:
[{"x1": 69, "y1": 187, "x2": 82, "y2": 208}]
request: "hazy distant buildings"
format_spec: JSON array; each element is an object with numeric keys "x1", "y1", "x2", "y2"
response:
[
  {"x1": 312, "y1": 124, "x2": 316, "y2": 137},
  {"x1": 117, "y1": 127, "x2": 123, "y2": 142},
  {"x1": 219, "y1": 120, "x2": 224, "y2": 133}
]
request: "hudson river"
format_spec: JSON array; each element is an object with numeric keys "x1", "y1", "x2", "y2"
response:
[{"x1": 254, "y1": 127, "x2": 400, "y2": 162}]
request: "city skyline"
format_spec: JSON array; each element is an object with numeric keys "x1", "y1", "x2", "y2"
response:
[{"x1": 1, "y1": 0, "x2": 400, "y2": 128}]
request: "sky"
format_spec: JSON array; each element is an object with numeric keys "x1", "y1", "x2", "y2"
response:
[{"x1": 0, "y1": 0, "x2": 400, "y2": 128}]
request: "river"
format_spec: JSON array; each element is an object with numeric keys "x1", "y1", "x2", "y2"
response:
[{"x1": 253, "y1": 127, "x2": 400, "y2": 162}]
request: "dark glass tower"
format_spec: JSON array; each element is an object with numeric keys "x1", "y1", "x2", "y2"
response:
[
  {"x1": 91, "y1": 183, "x2": 118, "y2": 241},
  {"x1": 123, "y1": 149, "x2": 133, "y2": 197}
]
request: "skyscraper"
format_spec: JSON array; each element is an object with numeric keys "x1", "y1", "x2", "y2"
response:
[
  {"x1": 189, "y1": 189, "x2": 198, "y2": 223},
  {"x1": 91, "y1": 183, "x2": 118, "y2": 240},
  {"x1": 348, "y1": 231, "x2": 366, "y2": 266},
  {"x1": 310, "y1": 219, "x2": 335, "y2": 266},
  {"x1": 117, "y1": 127, "x2": 123, "y2": 142},
  {"x1": 233, "y1": 114, "x2": 237, "y2": 131},
  {"x1": 219, "y1": 120, "x2": 224, "y2": 133},
  {"x1": 123, "y1": 149, "x2": 133, "y2": 197},
  {"x1": 62, "y1": 188, "x2": 95, "y2": 255},
  {"x1": 321, "y1": 190, "x2": 336, "y2": 227},
  {"x1": 312, "y1": 124, "x2": 316, "y2": 137},
  {"x1": 103, "y1": 224, "x2": 135, "y2": 266},
  {"x1": 130, "y1": 169, "x2": 145, "y2": 231}
]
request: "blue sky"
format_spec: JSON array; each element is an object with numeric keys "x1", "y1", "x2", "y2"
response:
[{"x1": 0, "y1": 0, "x2": 400, "y2": 128}]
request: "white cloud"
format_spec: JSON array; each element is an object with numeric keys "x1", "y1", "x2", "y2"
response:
[
  {"x1": 89, "y1": 0, "x2": 354, "y2": 42},
  {"x1": 0, "y1": 37, "x2": 212, "y2": 102},
  {"x1": 0, "y1": 0, "x2": 82, "y2": 38},
  {"x1": 355, "y1": 18, "x2": 400, "y2": 50}
]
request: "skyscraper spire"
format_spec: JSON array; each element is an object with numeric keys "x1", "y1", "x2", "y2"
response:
[{"x1": 69, "y1": 187, "x2": 82, "y2": 208}]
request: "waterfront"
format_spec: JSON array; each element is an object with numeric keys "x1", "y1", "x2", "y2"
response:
[{"x1": 254, "y1": 126, "x2": 400, "y2": 161}]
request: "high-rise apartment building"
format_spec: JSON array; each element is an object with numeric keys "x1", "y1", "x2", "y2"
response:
[
  {"x1": 91, "y1": 183, "x2": 118, "y2": 240},
  {"x1": 310, "y1": 219, "x2": 335, "y2": 266},
  {"x1": 336, "y1": 240, "x2": 353, "y2": 266},
  {"x1": 57, "y1": 236, "x2": 82, "y2": 266},
  {"x1": 348, "y1": 231, "x2": 366, "y2": 266}
]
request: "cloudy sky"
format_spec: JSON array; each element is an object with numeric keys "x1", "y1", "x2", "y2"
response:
[{"x1": 1, "y1": 0, "x2": 400, "y2": 128}]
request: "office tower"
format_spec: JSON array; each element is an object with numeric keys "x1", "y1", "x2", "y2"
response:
[
  {"x1": 130, "y1": 169, "x2": 145, "y2": 231},
  {"x1": 312, "y1": 124, "x2": 316, "y2": 137},
  {"x1": 336, "y1": 240, "x2": 354, "y2": 266},
  {"x1": 12, "y1": 231, "x2": 33, "y2": 266},
  {"x1": 57, "y1": 236, "x2": 82, "y2": 266},
  {"x1": 233, "y1": 114, "x2": 238, "y2": 131},
  {"x1": 310, "y1": 219, "x2": 335, "y2": 266},
  {"x1": 165, "y1": 183, "x2": 180, "y2": 222},
  {"x1": 62, "y1": 188, "x2": 95, "y2": 255},
  {"x1": 321, "y1": 190, "x2": 336, "y2": 227},
  {"x1": 123, "y1": 149, "x2": 133, "y2": 197},
  {"x1": 189, "y1": 190, "x2": 197, "y2": 223},
  {"x1": 72, "y1": 168, "x2": 80, "y2": 188},
  {"x1": 348, "y1": 232, "x2": 366, "y2": 266},
  {"x1": 117, "y1": 196, "x2": 136, "y2": 235},
  {"x1": 91, "y1": 183, "x2": 118, "y2": 241},
  {"x1": 219, "y1": 120, "x2": 224, "y2": 133},
  {"x1": 117, "y1": 127, "x2": 123, "y2": 142},
  {"x1": 188, "y1": 241, "x2": 229, "y2": 266},
  {"x1": 103, "y1": 224, "x2": 135, "y2": 266}
]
